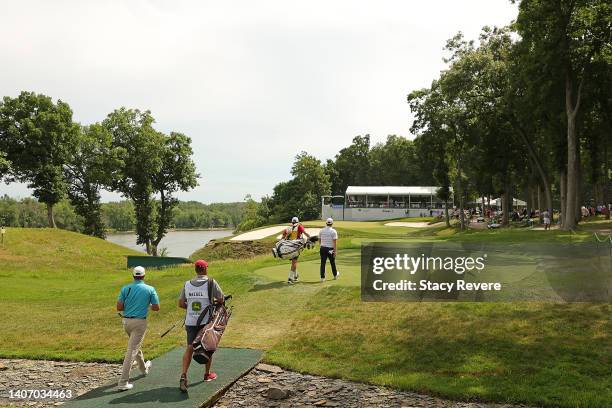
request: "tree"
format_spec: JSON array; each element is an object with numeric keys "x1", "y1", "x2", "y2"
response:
[
  {"x1": 102, "y1": 201, "x2": 136, "y2": 231},
  {"x1": 415, "y1": 135, "x2": 452, "y2": 226},
  {"x1": 0, "y1": 92, "x2": 76, "y2": 227},
  {"x1": 64, "y1": 124, "x2": 122, "y2": 238},
  {"x1": 332, "y1": 135, "x2": 371, "y2": 193},
  {"x1": 236, "y1": 194, "x2": 270, "y2": 232},
  {"x1": 150, "y1": 131, "x2": 198, "y2": 256},
  {"x1": 103, "y1": 108, "x2": 163, "y2": 254},
  {"x1": 0, "y1": 152, "x2": 9, "y2": 180},
  {"x1": 368, "y1": 135, "x2": 433, "y2": 186},
  {"x1": 269, "y1": 152, "x2": 331, "y2": 222},
  {"x1": 514, "y1": 0, "x2": 612, "y2": 229}
]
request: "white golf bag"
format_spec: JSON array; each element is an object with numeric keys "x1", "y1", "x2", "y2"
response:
[{"x1": 272, "y1": 236, "x2": 318, "y2": 259}]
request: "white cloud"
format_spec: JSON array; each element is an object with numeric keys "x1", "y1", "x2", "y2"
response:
[{"x1": 0, "y1": 0, "x2": 517, "y2": 203}]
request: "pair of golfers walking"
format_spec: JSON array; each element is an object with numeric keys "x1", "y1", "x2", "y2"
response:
[{"x1": 115, "y1": 259, "x2": 223, "y2": 392}]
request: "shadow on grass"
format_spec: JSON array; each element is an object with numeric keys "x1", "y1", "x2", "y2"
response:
[
  {"x1": 73, "y1": 375, "x2": 146, "y2": 401},
  {"x1": 249, "y1": 281, "x2": 288, "y2": 292}
]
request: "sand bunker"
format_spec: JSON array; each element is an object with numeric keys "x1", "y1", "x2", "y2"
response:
[
  {"x1": 230, "y1": 226, "x2": 287, "y2": 241},
  {"x1": 384, "y1": 222, "x2": 432, "y2": 228}
]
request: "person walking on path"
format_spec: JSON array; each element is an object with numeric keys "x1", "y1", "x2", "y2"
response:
[
  {"x1": 542, "y1": 210, "x2": 551, "y2": 230},
  {"x1": 178, "y1": 259, "x2": 224, "y2": 392},
  {"x1": 116, "y1": 266, "x2": 160, "y2": 391},
  {"x1": 282, "y1": 216, "x2": 311, "y2": 284},
  {"x1": 319, "y1": 217, "x2": 339, "y2": 282}
]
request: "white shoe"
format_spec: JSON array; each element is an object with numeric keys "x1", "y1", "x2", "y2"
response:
[
  {"x1": 320, "y1": 278, "x2": 325, "y2": 282},
  {"x1": 142, "y1": 360, "x2": 152, "y2": 375},
  {"x1": 333, "y1": 272, "x2": 340, "y2": 280},
  {"x1": 117, "y1": 383, "x2": 133, "y2": 391},
  {"x1": 294, "y1": 272, "x2": 299, "y2": 282}
]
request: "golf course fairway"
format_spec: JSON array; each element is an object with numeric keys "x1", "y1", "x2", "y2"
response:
[{"x1": 0, "y1": 222, "x2": 610, "y2": 407}]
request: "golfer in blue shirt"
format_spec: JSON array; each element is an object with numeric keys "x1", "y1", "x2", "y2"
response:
[{"x1": 116, "y1": 266, "x2": 160, "y2": 391}]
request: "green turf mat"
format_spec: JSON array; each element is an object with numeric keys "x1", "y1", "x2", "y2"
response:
[{"x1": 68, "y1": 347, "x2": 263, "y2": 408}]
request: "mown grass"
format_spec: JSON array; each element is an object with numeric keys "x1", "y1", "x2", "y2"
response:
[{"x1": 0, "y1": 222, "x2": 610, "y2": 407}]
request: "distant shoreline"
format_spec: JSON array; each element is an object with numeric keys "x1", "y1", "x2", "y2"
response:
[{"x1": 106, "y1": 227, "x2": 235, "y2": 235}]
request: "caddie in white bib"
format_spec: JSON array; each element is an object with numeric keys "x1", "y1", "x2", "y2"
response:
[{"x1": 184, "y1": 279, "x2": 211, "y2": 326}]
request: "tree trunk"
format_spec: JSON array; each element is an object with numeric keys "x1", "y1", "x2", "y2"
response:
[
  {"x1": 563, "y1": 72, "x2": 581, "y2": 230},
  {"x1": 510, "y1": 119, "x2": 554, "y2": 223},
  {"x1": 46, "y1": 203, "x2": 56, "y2": 228},
  {"x1": 481, "y1": 194, "x2": 486, "y2": 217},
  {"x1": 459, "y1": 196, "x2": 465, "y2": 230},
  {"x1": 526, "y1": 185, "x2": 532, "y2": 218},
  {"x1": 576, "y1": 144, "x2": 583, "y2": 221},
  {"x1": 502, "y1": 190, "x2": 509, "y2": 226},
  {"x1": 560, "y1": 170, "x2": 567, "y2": 227},
  {"x1": 444, "y1": 200, "x2": 450, "y2": 227},
  {"x1": 605, "y1": 140, "x2": 610, "y2": 220},
  {"x1": 456, "y1": 169, "x2": 465, "y2": 231}
]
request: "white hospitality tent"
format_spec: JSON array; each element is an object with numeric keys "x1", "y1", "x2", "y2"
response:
[
  {"x1": 322, "y1": 186, "x2": 450, "y2": 221},
  {"x1": 473, "y1": 197, "x2": 527, "y2": 207}
]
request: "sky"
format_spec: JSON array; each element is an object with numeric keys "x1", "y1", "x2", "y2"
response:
[{"x1": 0, "y1": 0, "x2": 518, "y2": 203}]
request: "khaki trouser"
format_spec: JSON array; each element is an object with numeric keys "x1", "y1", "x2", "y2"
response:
[{"x1": 118, "y1": 318, "x2": 147, "y2": 386}]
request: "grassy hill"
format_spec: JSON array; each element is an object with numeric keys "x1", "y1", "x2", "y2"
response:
[{"x1": 0, "y1": 223, "x2": 610, "y2": 407}]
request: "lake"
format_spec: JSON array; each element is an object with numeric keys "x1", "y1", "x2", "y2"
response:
[{"x1": 106, "y1": 229, "x2": 234, "y2": 258}]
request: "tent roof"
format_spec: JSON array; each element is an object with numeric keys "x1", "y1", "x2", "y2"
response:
[
  {"x1": 345, "y1": 186, "x2": 444, "y2": 196},
  {"x1": 473, "y1": 197, "x2": 527, "y2": 206}
]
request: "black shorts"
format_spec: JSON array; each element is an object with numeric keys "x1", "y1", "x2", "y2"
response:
[{"x1": 186, "y1": 325, "x2": 200, "y2": 345}]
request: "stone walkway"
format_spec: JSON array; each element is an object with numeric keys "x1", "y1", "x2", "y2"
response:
[
  {"x1": 213, "y1": 363, "x2": 536, "y2": 408},
  {"x1": 0, "y1": 358, "x2": 120, "y2": 407},
  {"x1": 0, "y1": 359, "x2": 537, "y2": 408}
]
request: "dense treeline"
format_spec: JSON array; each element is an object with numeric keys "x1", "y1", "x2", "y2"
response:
[
  {"x1": 0, "y1": 95, "x2": 199, "y2": 255},
  {"x1": 408, "y1": 0, "x2": 611, "y2": 230},
  {"x1": 237, "y1": 135, "x2": 433, "y2": 231},
  {"x1": 0, "y1": 196, "x2": 243, "y2": 232},
  {"x1": 0, "y1": 196, "x2": 83, "y2": 231},
  {"x1": 238, "y1": 0, "x2": 611, "y2": 232},
  {"x1": 104, "y1": 201, "x2": 242, "y2": 231},
  {"x1": 2, "y1": 1, "x2": 609, "y2": 238}
]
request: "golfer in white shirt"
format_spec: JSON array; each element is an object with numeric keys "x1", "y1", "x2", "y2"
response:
[{"x1": 319, "y1": 218, "x2": 339, "y2": 282}]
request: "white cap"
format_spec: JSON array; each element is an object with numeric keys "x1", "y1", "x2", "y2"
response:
[
  {"x1": 132, "y1": 266, "x2": 146, "y2": 277},
  {"x1": 291, "y1": 216, "x2": 299, "y2": 224},
  {"x1": 326, "y1": 217, "x2": 333, "y2": 225}
]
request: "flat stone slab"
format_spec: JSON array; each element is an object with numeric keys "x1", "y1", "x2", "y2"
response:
[{"x1": 67, "y1": 347, "x2": 262, "y2": 408}]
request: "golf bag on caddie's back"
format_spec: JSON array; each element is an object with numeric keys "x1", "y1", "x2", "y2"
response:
[
  {"x1": 191, "y1": 278, "x2": 232, "y2": 365},
  {"x1": 272, "y1": 236, "x2": 318, "y2": 259}
]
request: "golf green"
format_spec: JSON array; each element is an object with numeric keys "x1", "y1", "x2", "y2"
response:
[{"x1": 67, "y1": 347, "x2": 263, "y2": 408}]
